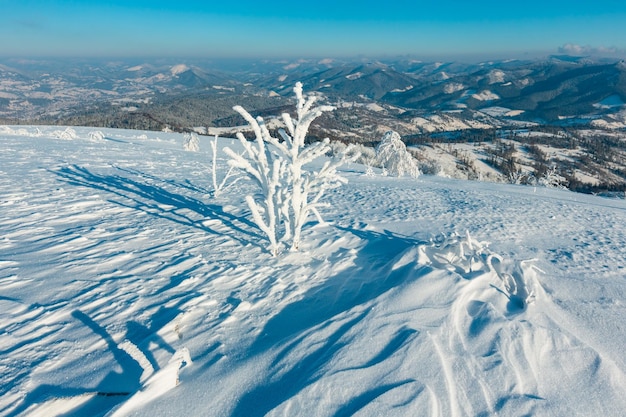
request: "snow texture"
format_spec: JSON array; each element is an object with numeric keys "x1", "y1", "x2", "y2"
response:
[{"x1": 1, "y1": 125, "x2": 626, "y2": 417}]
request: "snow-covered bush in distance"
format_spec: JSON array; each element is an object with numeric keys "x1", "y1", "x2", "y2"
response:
[
  {"x1": 330, "y1": 141, "x2": 375, "y2": 168},
  {"x1": 183, "y1": 132, "x2": 200, "y2": 152},
  {"x1": 538, "y1": 166, "x2": 568, "y2": 189},
  {"x1": 52, "y1": 127, "x2": 78, "y2": 140},
  {"x1": 88, "y1": 130, "x2": 105, "y2": 142},
  {"x1": 224, "y1": 82, "x2": 356, "y2": 255},
  {"x1": 0, "y1": 126, "x2": 29, "y2": 136},
  {"x1": 375, "y1": 130, "x2": 421, "y2": 178},
  {"x1": 417, "y1": 157, "x2": 445, "y2": 177}
]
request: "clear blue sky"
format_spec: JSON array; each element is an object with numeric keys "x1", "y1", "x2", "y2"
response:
[{"x1": 2, "y1": 0, "x2": 626, "y2": 59}]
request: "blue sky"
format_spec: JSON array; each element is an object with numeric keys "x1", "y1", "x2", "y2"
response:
[{"x1": 2, "y1": 0, "x2": 626, "y2": 59}]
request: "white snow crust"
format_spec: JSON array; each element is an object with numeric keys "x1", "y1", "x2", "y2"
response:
[{"x1": 1, "y1": 126, "x2": 626, "y2": 417}]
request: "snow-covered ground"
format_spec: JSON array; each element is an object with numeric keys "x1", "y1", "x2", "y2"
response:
[{"x1": 2, "y1": 126, "x2": 626, "y2": 416}]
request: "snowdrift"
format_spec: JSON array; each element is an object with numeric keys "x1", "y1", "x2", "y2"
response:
[{"x1": 1, "y1": 126, "x2": 626, "y2": 416}]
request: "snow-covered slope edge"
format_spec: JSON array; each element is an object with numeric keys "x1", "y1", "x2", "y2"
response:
[{"x1": 1, "y1": 127, "x2": 626, "y2": 417}]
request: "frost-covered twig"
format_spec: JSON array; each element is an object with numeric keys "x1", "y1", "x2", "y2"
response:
[{"x1": 210, "y1": 135, "x2": 241, "y2": 198}]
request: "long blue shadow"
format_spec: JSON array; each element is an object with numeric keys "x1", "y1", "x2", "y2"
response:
[
  {"x1": 7, "y1": 310, "x2": 143, "y2": 417},
  {"x1": 54, "y1": 164, "x2": 260, "y2": 245},
  {"x1": 232, "y1": 227, "x2": 424, "y2": 416}
]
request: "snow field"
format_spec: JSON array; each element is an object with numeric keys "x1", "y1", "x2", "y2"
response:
[{"x1": 1, "y1": 126, "x2": 626, "y2": 416}]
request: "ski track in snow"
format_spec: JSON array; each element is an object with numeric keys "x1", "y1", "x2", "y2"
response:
[{"x1": 1, "y1": 126, "x2": 626, "y2": 416}]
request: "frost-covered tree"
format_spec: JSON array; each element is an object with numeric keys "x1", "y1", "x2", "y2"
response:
[
  {"x1": 224, "y1": 82, "x2": 354, "y2": 255},
  {"x1": 375, "y1": 130, "x2": 420, "y2": 178},
  {"x1": 183, "y1": 132, "x2": 200, "y2": 152}
]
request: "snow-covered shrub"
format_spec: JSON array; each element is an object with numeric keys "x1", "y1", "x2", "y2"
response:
[
  {"x1": 418, "y1": 230, "x2": 540, "y2": 311},
  {"x1": 330, "y1": 141, "x2": 370, "y2": 165},
  {"x1": 353, "y1": 144, "x2": 377, "y2": 167},
  {"x1": 418, "y1": 231, "x2": 491, "y2": 275},
  {"x1": 183, "y1": 132, "x2": 200, "y2": 152},
  {"x1": 538, "y1": 166, "x2": 568, "y2": 189},
  {"x1": 52, "y1": 127, "x2": 78, "y2": 140},
  {"x1": 88, "y1": 130, "x2": 105, "y2": 142},
  {"x1": 225, "y1": 82, "x2": 355, "y2": 255},
  {"x1": 375, "y1": 130, "x2": 420, "y2": 178},
  {"x1": 0, "y1": 126, "x2": 29, "y2": 136}
]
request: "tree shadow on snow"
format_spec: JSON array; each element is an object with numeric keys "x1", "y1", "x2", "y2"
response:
[
  {"x1": 8, "y1": 310, "x2": 138, "y2": 417},
  {"x1": 54, "y1": 164, "x2": 260, "y2": 245},
  {"x1": 232, "y1": 227, "x2": 424, "y2": 417},
  {"x1": 7, "y1": 307, "x2": 180, "y2": 417}
]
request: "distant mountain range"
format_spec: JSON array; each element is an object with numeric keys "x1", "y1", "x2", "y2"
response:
[
  {"x1": 1, "y1": 55, "x2": 625, "y2": 131},
  {"x1": 2, "y1": 55, "x2": 626, "y2": 193}
]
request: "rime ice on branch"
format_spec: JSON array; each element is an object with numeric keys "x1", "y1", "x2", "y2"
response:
[{"x1": 224, "y1": 82, "x2": 355, "y2": 255}]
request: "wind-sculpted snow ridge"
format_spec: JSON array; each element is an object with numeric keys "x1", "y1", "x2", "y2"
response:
[{"x1": 1, "y1": 126, "x2": 626, "y2": 416}]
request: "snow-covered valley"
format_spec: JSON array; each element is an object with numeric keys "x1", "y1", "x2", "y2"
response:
[{"x1": 2, "y1": 126, "x2": 626, "y2": 416}]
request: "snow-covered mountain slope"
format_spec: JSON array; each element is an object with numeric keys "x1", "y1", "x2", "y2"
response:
[{"x1": 2, "y1": 126, "x2": 626, "y2": 416}]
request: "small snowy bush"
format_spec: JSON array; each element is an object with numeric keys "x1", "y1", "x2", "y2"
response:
[
  {"x1": 538, "y1": 166, "x2": 568, "y2": 189},
  {"x1": 418, "y1": 231, "x2": 491, "y2": 274},
  {"x1": 418, "y1": 230, "x2": 539, "y2": 311},
  {"x1": 88, "y1": 130, "x2": 105, "y2": 142},
  {"x1": 183, "y1": 132, "x2": 200, "y2": 152},
  {"x1": 330, "y1": 141, "x2": 370, "y2": 165},
  {"x1": 52, "y1": 127, "x2": 78, "y2": 140},
  {"x1": 224, "y1": 82, "x2": 355, "y2": 255},
  {"x1": 375, "y1": 130, "x2": 420, "y2": 178}
]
